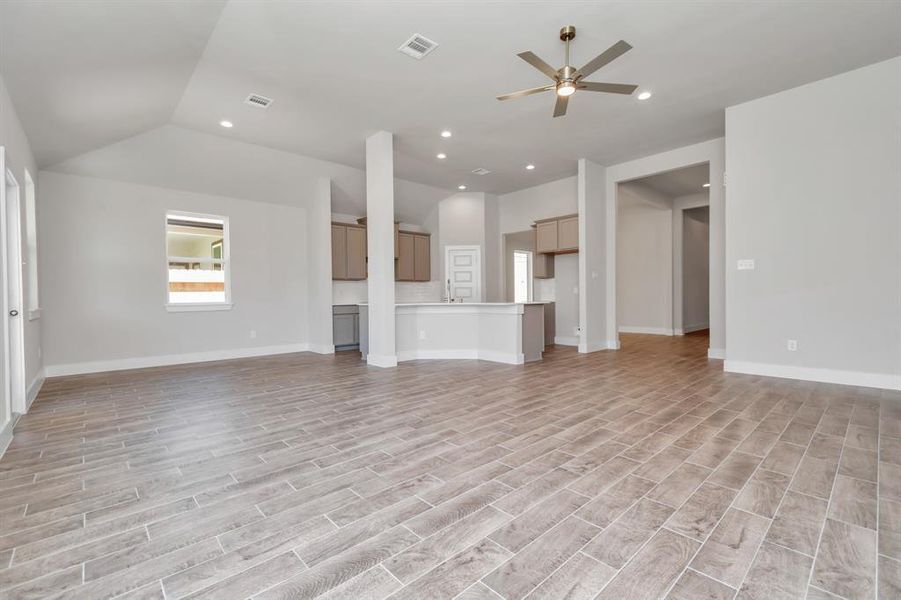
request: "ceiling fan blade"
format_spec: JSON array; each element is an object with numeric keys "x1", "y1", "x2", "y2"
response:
[
  {"x1": 517, "y1": 51, "x2": 559, "y2": 80},
  {"x1": 496, "y1": 85, "x2": 554, "y2": 101},
  {"x1": 574, "y1": 40, "x2": 632, "y2": 80},
  {"x1": 553, "y1": 94, "x2": 569, "y2": 118},
  {"x1": 578, "y1": 82, "x2": 638, "y2": 95}
]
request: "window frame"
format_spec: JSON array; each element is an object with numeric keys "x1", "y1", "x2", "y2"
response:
[{"x1": 164, "y1": 210, "x2": 232, "y2": 312}]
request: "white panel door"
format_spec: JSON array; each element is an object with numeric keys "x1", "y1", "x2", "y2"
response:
[{"x1": 445, "y1": 246, "x2": 481, "y2": 302}]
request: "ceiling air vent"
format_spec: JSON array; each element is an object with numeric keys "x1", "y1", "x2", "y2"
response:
[
  {"x1": 244, "y1": 93, "x2": 274, "y2": 109},
  {"x1": 471, "y1": 168, "x2": 492, "y2": 175},
  {"x1": 398, "y1": 34, "x2": 438, "y2": 59}
]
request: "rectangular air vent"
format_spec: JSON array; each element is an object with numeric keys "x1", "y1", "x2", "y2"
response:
[
  {"x1": 471, "y1": 168, "x2": 492, "y2": 175},
  {"x1": 244, "y1": 93, "x2": 273, "y2": 109},
  {"x1": 398, "y1": 34, "x2": 438, "y2": 59}
]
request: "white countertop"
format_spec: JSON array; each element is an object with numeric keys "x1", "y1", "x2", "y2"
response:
[{"x1": 358, "y1": 302, "x2": 550, "y2": 306}]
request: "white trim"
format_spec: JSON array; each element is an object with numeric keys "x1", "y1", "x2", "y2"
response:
[
  {"x1": 396, "y1": 348, "x2": 524, "y2": 365},
  {"x1": 618, "y1": 326, "x2": 676, "y2": 336},
  {"x1": 166, "y1": 302, "x2": 233, "y2": 312},
  {"x1": 307, "y1": 343, "x2": 335, "y2": 355},
  {"x1": 708, "y1": 348, "x2": 726, "y2": 359},
  {"x1": 578, "y1": 342, "x2": 608, "y2": 353},
  {"x1": 554, "y1": 335, "x2": 579, "y2": 346},
  {"x1": 27, "y1": 308, "x2": 41, "y2": 321},
  {"x1": 366, "y1": 353, "x2": 398, "y2": 368},
  {"x1": 44, "y1": 343, "x2": 312, "y2": 377},
  {"x1": 0, "y1": 415, "x2": 14, "y2": 459},
  {"x1": 724, "y1": 360, "x2": 901, "y2": 391},
  {"x1": 682, "y1": 323, "x2": 709, "y2": 334},
  {"x1": 26, "y1": 368, "x2": 44, "y2": 410}
]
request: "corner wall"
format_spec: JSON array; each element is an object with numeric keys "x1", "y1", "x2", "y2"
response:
[{"x1": 724, "y1": 56, "x2": 901, "y2": 388}]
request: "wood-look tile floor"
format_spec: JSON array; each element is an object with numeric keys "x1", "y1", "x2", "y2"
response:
[{"x1": 2, "y1": 332, "x2": 899, "y2": 599}]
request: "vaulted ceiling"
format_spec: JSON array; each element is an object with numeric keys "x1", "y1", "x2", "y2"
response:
[{"x1": 2, "y1": 0, "x2": 900, "y2": 194}]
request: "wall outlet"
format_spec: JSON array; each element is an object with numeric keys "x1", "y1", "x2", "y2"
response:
[
  {"x1": 737, "y1": 259, "x2": 756, "y2": 271},
  {"x1": 572, "y1": 286, "x2": 579, "y2": 295},
  {"x1": 419, "y1": 330, "x2": 426, "y2": 340},
  {"x1": 787, "y1": 339, "x2": 798, "y2": 351},
  {"x1": 249, "y1": 330, "x2": 257, "y2": 339}
]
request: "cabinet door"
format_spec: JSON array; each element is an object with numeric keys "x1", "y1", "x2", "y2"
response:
[
  {"x1": 535, "y1": 221, "x2": 558, "y2": 253},
  {"x1": 396, "y1": 232, "x2": 415, "y2": 281},
  {"x1": 346, "y1": 226, "x2": 367, "y2": 280},
  {"x1": 534, "y1": 252, "x2": 554, "y2": 279},
  {"x1": 331, "y1": 225, "x2": 347, "y2": 280},
  {"x1": 558, "y1": 216, "x2": 579, "y2": 250},
  {"x1": 333, "y1": 313, "x2": 357, "y2": 347},
  {"x1": 413, "y1": 235, "x2": 430, "y2": 281}
]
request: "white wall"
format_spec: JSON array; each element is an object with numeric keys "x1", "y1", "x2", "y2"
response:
[
  {"x1": 554, "y1": 254, "x2": 580, "y2": 344},
  {"x1": 0, "y1": 73, "x2": 42, "y2": 431},
  {"x1": 682, "y1": 206, "x2": 709, "y2": 332},
  {"x1": 38, "y1": 171, "x2": 311, "y2": 375},
  {"x1": 725, "y1": 56, "x2": 901, "y2": 389},
  {"x1": 616, "y1": 183, "x2": 673, "y2": 334}
]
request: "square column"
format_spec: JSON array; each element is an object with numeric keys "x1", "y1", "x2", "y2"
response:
[
  {"x1": 578, "y1": 158, "x2": 609, "y2": 352},
  {"x1": 365, "y1": 131, "x2": 397, "y2": 367}
]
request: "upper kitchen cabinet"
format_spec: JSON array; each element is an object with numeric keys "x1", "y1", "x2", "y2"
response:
[
  {"x1": 534, "y1": 214, "x2": 579, "y2": 254},
  {"x1": 332, "y1": 222, "x2": 367, "y2": 280},
  {"x1": 396, "y1": 231, "x2": 430, "y2": 282}
]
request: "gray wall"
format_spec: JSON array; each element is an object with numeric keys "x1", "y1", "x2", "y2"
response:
[
  {"x1": 725, "y1": 56, "x2": 901, "y2": 386},
  {"x1": 682, "y1": 206, "x2": 709, "y2": 331}
]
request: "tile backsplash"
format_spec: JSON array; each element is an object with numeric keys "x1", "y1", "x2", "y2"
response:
[{"x1": 333, "y1": 280, "x2": 442, "y2": 305}]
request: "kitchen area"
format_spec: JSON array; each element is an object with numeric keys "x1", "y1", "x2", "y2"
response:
[{"x1": 330, "y1": 201, "x2": 578, "y2": 364}]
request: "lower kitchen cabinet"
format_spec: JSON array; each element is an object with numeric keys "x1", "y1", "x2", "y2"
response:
[{"x1": 333, "y1": 305, "x2": 360, "y2": 350}]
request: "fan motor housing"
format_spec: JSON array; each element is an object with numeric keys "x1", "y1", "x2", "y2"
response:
[{"x1": 559, "y1": 26, "x2": 576, "y2": 41}]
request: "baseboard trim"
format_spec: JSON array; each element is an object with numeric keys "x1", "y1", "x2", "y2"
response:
[
  {"x1": 307, "y1": 344, "x2": 335, "y2": 355},
  {"x1": 618, "y1": 326, "x2": 675, "y2": 336},
  {"x1": 396, "y1": 349, "x2": 524, "y2": 365},
  {"x1": 554, "y1": 336, "x2": 579, "y2": 347},
  {"x1": 724, "y1": 360, "x2": 901, "y2": 391},
  {"x1": 44, "y1": 344, "x2": 313, "y2": 377},
  {"x1": 26, "y1": 369, "x2": 45, "y2": 410},
  {"x1": 0, "y1": 415, "x2": 15, "y2": 459},
  {"x1": 682, "y1": 323, "x2": 709, "y2": 334},
  {"x1": 366, "y1": 353, "x2": 398, "y2": 368},
  {"x1": 708, "y1": 348, "x2": 726, "y2": 360}
]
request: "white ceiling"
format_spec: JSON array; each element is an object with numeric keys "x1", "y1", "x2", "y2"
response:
[
  {"x1": 2, "y1": 1, "x2": 900, "y2": 194},
  {"x1": 629, "y1": 163, "x2": 710, "y2": 198}
]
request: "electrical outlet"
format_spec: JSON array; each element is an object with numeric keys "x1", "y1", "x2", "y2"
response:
[
  {"x1": 787, "y1": 339, "x2": 798, "y2": 351},
  {"x1": 419, "y1": 330, "x2": 426, "y2": 340},
  {"x1": 737, "y1": 259, "x2": 756, "y2": 271},
  {"x1": 572, "y1": 286, "x2": 579, "y2": 295},
  {"x1": 249, "y1": 330, "x2": 257, "y2": 339}
]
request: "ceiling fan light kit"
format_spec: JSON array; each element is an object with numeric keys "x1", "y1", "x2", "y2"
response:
[{"x1": 498, "y1": 25, "x2": 639, "y2": 117}]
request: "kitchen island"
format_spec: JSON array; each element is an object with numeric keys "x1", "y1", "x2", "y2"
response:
[{"x1": 358, "y1": 302, "x2": 546, "y2": 364}]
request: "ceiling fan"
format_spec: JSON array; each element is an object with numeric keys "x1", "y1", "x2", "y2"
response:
[{"x1": 497, "y1": 26, "x2": 638, "y2": 117}]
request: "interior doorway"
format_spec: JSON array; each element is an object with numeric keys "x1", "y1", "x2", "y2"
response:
[
  {"x1": 0, "y1": 148, "x2": 26, "y2": 424},
  {"x1": 512, "y1": 250, "x2": 532, "y2": 302},
  {"x1": 615, "y1": 162, "x2": 710, "y2": 352}
]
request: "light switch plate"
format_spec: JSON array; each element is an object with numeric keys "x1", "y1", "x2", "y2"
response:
[{"x1": 737, "y1": 259, "x2": 756, "y2": 271}]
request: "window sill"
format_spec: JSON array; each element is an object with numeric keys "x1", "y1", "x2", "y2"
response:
[
  {"x1": 166, "y1": 302, "x2": 233, "y2": 313},
  {"x1": 27, "y1": 308, "x2": 42, "y2": 321}
]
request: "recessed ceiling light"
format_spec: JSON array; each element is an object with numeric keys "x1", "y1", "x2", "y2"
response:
[
  {"x1": 702, "y1": 183, "x2": 711, "y2": 188},
  {"x1": 441, "y1": 130, "x2": 452, "y2": 138},
  {"x1": 637, "y1": 91, "x2": 652, "y2": 100},
  {"x1": 219, "y1": 120, "x2": 234, "y2": 128},
  {"x1": 436, "y1": 153, "x2": 447, "y2": 159},
  {"x1": 458, "y1": 185, "x2": 467, "y2": 190},
  {"x1": 525, "y1": 164, "x2": 536, "y2": 170}
]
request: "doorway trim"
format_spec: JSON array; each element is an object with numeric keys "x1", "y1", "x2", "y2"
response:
[
  {"x1": 0, "y1": 148, "x2": 26, "y2": 420},
  {"x1": 604, "y1": 138, "x2": 725, "y2": 358}
]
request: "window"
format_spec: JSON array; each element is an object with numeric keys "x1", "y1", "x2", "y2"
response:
[
  {"x1": 165, "y1": 212, "x2": 230, "y2": 311},
  {"x1": 24, "y1": 169, "x2": 39, "y2": 319},
  {"x1": 513, "y1": 250, "x2": 532, "y2": 303}
]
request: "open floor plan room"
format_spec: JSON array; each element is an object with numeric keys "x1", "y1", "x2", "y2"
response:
[{"x1": 0, "y1": 1, "x2": 900, "y2": 598}]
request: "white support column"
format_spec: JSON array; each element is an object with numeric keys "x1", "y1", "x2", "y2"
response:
[
  {"x1": 577, "y1": 158, "x2": 609, "y2": 353},
  {"x1": 306, "y1": 177, "x2": 334, "y2": 353},
  {"x1": 365, "y1": 131, "x2": 397, "y2": 367},
  {"x1": 707, "y1": 143, "x2": 726, "y2": 359}
]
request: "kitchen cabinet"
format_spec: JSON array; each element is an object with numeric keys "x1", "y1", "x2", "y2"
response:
[
  {"x1": 331, "y1": 222, "x2": 367, "y2": 280},
  {"x1": 333, "y1": 305, "x2": 360, "y2": 350},
  {"x1": 396, "y1": 231, "x2": 431, "y2": 282},
  {"x1": 534, "y1": 214, "x2": 579, "y2": 255},
  {"x1": 533, "y1": 248, "x2": 555, "y2": 279}
]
